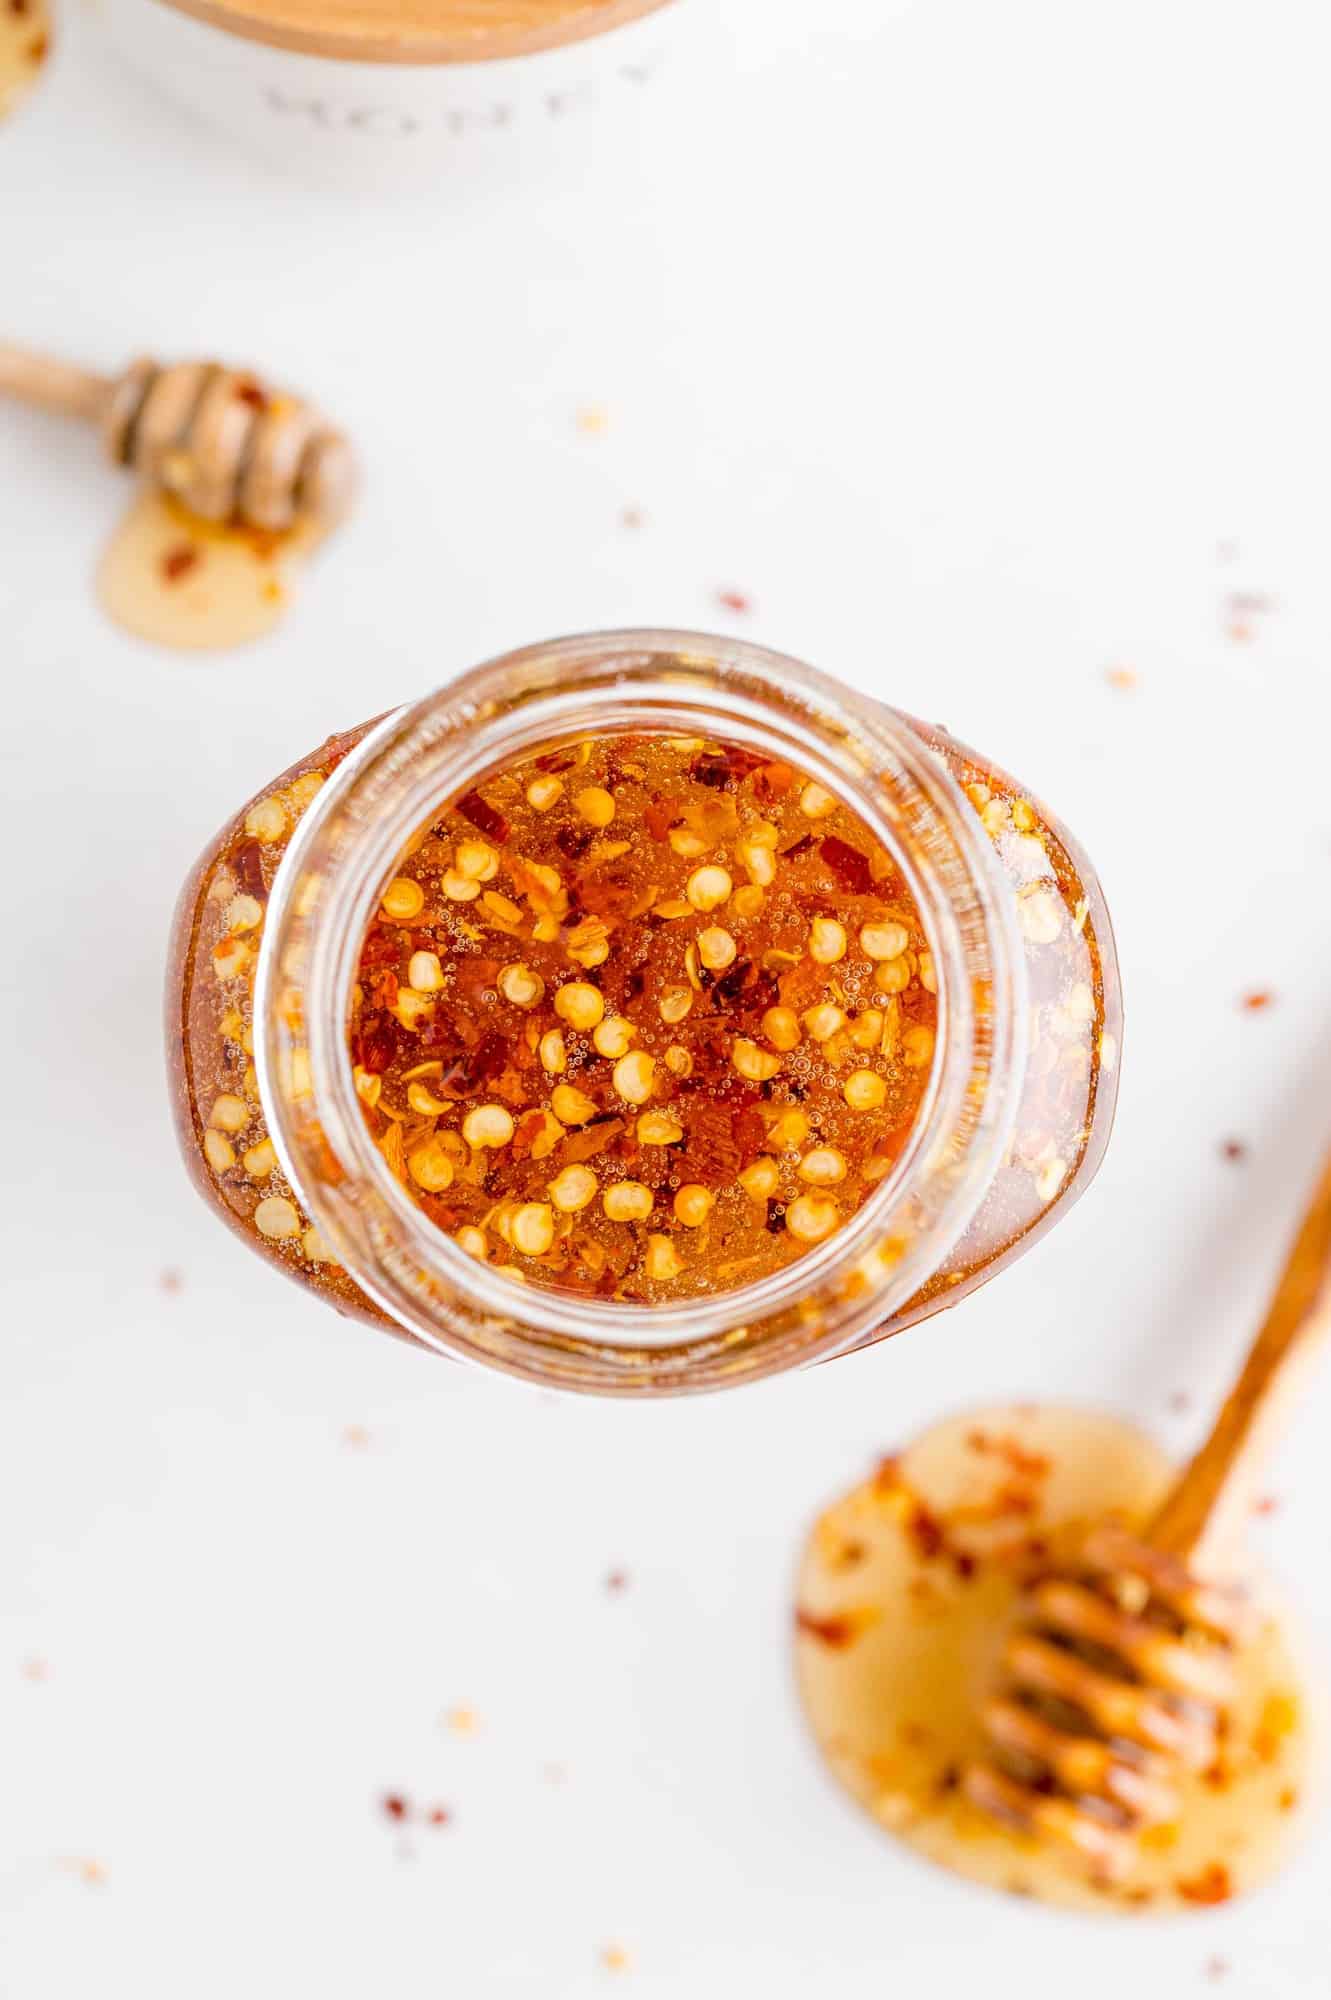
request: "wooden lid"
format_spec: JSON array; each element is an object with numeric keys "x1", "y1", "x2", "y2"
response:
[{"x1": 154, "y1": 0, "x2": 673, "y2": 64}]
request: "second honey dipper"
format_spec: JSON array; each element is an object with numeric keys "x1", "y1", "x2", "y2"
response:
[
  {"x1": 0, "y1": 340, "x2": 356, "y2": 532},
  {"x1": 965, "y1": 1139, "x2": 1331, "y2": 1877}
]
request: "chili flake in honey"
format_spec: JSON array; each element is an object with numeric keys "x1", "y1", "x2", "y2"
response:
[{"x1": 346, "y1": 734, "x2": 938, "y2": 1301}]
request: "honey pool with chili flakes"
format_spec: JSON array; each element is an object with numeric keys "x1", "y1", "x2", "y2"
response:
[{"x1": 348, "y1": 733, "x2": 938, "y2": 1302}]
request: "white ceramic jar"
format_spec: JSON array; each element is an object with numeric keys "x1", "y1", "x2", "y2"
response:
[{"x1": 101, "y1": 0, "x2": 685, "y2": 187}]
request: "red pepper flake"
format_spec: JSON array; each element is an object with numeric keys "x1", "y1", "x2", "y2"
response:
[
  {"x1": 233, "y1": 379, "x2": 268, "y2": 411},
  {"x1": 1228, "y1": 590, "x2": 1276, "y2": 616},
  {"x1": 381, "y1": 1793, "x2": 409, "y2": 1822},
  {"x1": 354, "y1": 1016, "x2": 397, "y2": 1076},
  {"x1": 455, "y1": 790, "x2": 510, "y2": 844},
  {"x1": 907, "y1": 1501, "x2": 947, "y2": 1561},
  {"x1": 426, "y1": 1806, "x2": 452, "y2": 1827},
  {"x1": 819, "y1": 834, "x2": 874, "y2": 895},
  {"x1": 1252, "y1": 1493, "x2": 1280, "y2": 1515},
  {"x1": 1240, "y1": 990, "x2": 1275, "y2": 1012},
  {"x1": 716, "y1": 588, "x2": 753, "y2": 615},
  {"x1": 231, "y1": 836, "x2": 267, "y2": 901},
  {"x1": 604, "y1": 1569, "x2": 630, "y2": 1594},
  {"x1": 1219, "y1": 1138, "x2": 1247, "y2": 1163},
  {"x1": 159, "y1": 1267, "x2": 184, "y2": 1295},
  {"x1": 752, "y1": 761, "x2": 794, "y2": 798},
  {"x1": 1176, "y1": 1862, "x2": 1233, "y2": 1906},
  {"x1": 160, "y1": 542, "x2": 201, "y2": 584},
  {"x1": 995, "y1": 1437, "x2": 1050, "y2": 1479},
  {"x1": 794, "y1": 1608, "x2": 858, "y2": 1648}
]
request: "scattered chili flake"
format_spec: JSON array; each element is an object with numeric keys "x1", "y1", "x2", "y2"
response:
[
  {"x1": 160, "y1": 542, "x2": 201, "y2": 584},
  {"x1": 455, "y1": 790, "x2": 510, "y2": 843},
  {"x1": 1219, "y1": 1138, "x2": 1247, "y2": 1163},
  {"x1": 604, "y1": 1569, "x2": 630, "y2": 1594},
  {"x1": 1240, "y1": 990, "x2": 1275, "y2": 1012},
  {"x1": 57, "y1": 1858, "x2": 109, "y2": 1887},
  {"x1": 795, "y1": 1607, "x2": 860, "y2": 1648},
  {"x1": 1252, "y1": 1494, "x2": 1280, "y2": 1515},
  {"x1": 427, "y1": 1806, "x2": 452, "y2": 1827},
  {"x1": 158, "y1": 1267, "x2": 184, "y2": 1295},
  {"x1": 907, "y1": 1501, "x2": 946, "y2": 1561},
  {"x1": 381, "y1": 1793, "x2": 409, "y2": 1822},
  {"x1": 716, "y1": 588, "x2": 752, "y2": 615},
  {"x1": 1176, "y1": 1862, "x2": 1233, "y2": 1906},
  {"x1": 233, "y1": 379, "x2": 267, "y2": 410}
]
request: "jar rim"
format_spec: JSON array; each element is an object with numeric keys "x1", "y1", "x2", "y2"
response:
[{"x1": 256, "y1": 630, "x2": 1028, "y2": 1392}]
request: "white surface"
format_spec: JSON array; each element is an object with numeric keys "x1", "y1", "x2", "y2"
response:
[{"x1": 4, "y1": 2, "x2": 1331, "y2": 1993}]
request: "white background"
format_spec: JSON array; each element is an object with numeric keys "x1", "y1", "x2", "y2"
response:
[{"x1": 4, "y1": 1, "x2": 1331, "y2": 1993}]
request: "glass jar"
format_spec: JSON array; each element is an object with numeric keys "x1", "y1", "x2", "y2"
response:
[{"x1": 167, "y1": 630, "x2": 1120, "y2": 1394}]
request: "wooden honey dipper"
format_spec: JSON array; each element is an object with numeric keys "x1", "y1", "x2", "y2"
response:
[
  {"x1": 0, "y1": 340, "x2": 356, "y2": 532},
  {"x1": 963, "y1": 1141, "x2": 1331, "y2": 1879}
]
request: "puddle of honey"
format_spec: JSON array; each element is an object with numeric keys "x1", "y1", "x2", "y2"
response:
[
  {"x1": 0, "y1": 0, "x2": 50, "y2": 120},
  {"x1": 795, "y1": 1404, "x2": 1320, "y2": 1914},
  {"x1": 96, "y1": 488, "x2": 315, "y2": 651}
]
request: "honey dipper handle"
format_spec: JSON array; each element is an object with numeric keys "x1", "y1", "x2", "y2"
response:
[
  {"x1": 1151, "y1": 1142, "x2": 1331, "y2": 1571},
  {"x1": 0, "y1": 342, "x2": 111, "y2": 425}
]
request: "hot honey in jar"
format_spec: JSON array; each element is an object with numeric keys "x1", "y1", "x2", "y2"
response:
[{"x1": 167, "y1": 631, "x2": 1121, "y2": 1393}]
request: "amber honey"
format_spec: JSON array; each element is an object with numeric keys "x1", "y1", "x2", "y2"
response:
[{"x1": 344, "y1": 731, "x2": 938, "y2": 1302}]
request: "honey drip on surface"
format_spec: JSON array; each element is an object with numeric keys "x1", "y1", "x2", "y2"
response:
[
  {"x1": 795, "y1": 1404, "x2": 1320, "y2": 1914},
  {"x1": 0, "y1": 0, "x2": 50, "y2": 121},
  {"x1": 97, "y1": 489, "x2": 315, "y2": 651}
]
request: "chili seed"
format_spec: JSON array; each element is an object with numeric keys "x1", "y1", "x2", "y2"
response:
[
  {"x1": 604, "y1": 1182, "x2": 653, "y2": 1222},
  {"x1": 462, "y1": 1104, "x2": 515, "y2": 1149}
]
